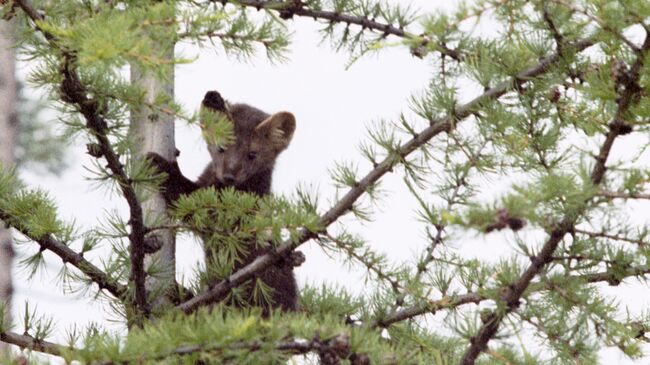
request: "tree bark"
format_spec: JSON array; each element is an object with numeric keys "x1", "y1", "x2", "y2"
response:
[
  {"x1": 0, "y1": 19, "x2": 16, "y2": 352},
  {"x1": 129, "y1": 43, "x2": 176, "y2": 312}
]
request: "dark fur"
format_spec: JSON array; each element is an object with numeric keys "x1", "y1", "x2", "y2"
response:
[{"x1": 148, "y1": 91, "x2": 298, "y2": 313}]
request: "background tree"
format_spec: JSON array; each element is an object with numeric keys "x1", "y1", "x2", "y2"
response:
[
  {"x1": 0, "y1": 0, "x2": 649, "y2": 364},
  {"x1": 0, "y1": 17, "x2": 17, "y2": 355}
]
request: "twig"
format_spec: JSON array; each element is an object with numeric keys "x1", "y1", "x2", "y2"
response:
[
  {"x1": 218, "y1": 0, "x2": 461, "y2": 60},
  {"x1": 542, "y1": 5, "x2": 565, "y2": 54},
  {"x1": 574, "y1": 228, "x2": 648, "y2": 247},
  {"x1": 596, "y1": 190, "x2": 650, "y2": 200},
  {"x1": 457, "y1": 31, "x2": 650, "y2": 365},
  {"x1": 321, "y1": 232, "x2": 403, "y2": 295},
  {"x1": 0, "y1": 212, "x2": 127, "y2": 300},
  {"x1": 13, "y1": 0, "x2": 149, "y2": 321},
  {"x1": 375, "y1": 264, "x2": 650, "y2": 328},
  {"x1": 97, "y1": 333, "x2": 357, "y2": 365},
  {"x1": 177, "y1": 38, "x2": 596, "y2": 314},
  {"x1": 0, "y1": 331, "x2": 68, "y2": 357},
  {"x1": 549, "y1": 0, "x2": 641, "y2": 53}
]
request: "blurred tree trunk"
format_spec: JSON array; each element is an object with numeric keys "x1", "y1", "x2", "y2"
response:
[
  {"x1": 129, "y1": 39, "x2": 176, "y2": 312},
  {"x1": 0, "y1": 19, "x2": 16, "y2": 352}
]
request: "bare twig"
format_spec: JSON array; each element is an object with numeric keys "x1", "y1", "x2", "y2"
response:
[
  {"x1": 177, "y1": 38, "x2": 595, "y2": 314},
  {"x1": 13, "y1": 0, "x2": 149, "y2": 321}
]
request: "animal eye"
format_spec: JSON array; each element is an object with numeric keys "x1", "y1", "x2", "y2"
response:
[
  {"x1": 248, "y1": 151, "x2": 257, "y2": 160},
  {"x1": 217, "y1": 146, "x2": 225, "y2": 153}
]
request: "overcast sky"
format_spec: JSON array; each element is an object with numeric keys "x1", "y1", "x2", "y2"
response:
[{"x1": 11, "y1": 0, "x2": 650, "y2": 363}]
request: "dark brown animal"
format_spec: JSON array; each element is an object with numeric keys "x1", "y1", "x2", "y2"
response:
[{"x1": 147, "y1": 91, "x2": 298, "y2": 312}]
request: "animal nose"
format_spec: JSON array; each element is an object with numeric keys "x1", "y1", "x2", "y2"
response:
[{"x1": 223, "y1": 174, "x2": 235, "y2": 185}]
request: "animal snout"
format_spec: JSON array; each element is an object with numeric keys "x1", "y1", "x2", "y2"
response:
[{"x1": 223, "y1": 174, "x2": 236, "y2": 185}]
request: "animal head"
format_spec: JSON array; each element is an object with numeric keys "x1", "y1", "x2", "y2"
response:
[{"x1": 203, "y1": 97, "x2": 296, "y2": 188}]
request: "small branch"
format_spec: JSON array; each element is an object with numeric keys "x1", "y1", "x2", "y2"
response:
[
  {"x1": 575, "y1": 228, "x2": 648, "y2": 247},
  {"x1": 375, "y1": 264, "x2": 650, "y2": 328},
  {"x1": 177, "y1": 38, "x2": 595, "y2": 314},
  {"x1": 218, "y1": 0, "x2": 460, "y2": 60},
  {"x1": 542, "y1": 5, "x2": 565, "y2": 53},
  {"x1": 549, "y1": 0, "x2": 642, "y2": 53},
  {"x1": 0, "y1": 331, "x2": 67, "y2": 357},
  {"x1": 596, "y1": 190, "x2": 650, "y2": 200},
  {"x1": 0, "y1": 212, "x2": 127, "y2": 300},
  {"x1": 321, "y1": 232, "x2": 403, "y2": 296},
  {"x1": 101, "y1": 333, "x2": 358, "y2": 365},
  {"x1": 14, "y1": 0, "x2": 149, "y2": 321},
  {"x1": 0, "y1": 329, "x2": 359, "y2": 365}
]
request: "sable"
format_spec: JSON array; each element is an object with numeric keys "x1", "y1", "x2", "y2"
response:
[{"x1": 148, "y1": 91, "x2": 299, "y2": 312}]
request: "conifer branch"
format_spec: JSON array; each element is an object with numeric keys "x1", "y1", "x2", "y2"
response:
[
  {"x1": 0, "y1": 331, "x2": 67, "y2": 357},
  {"x1": 457, "y1": 31, "x2": 650, "y2": 365},
  {"x1": 574, "y1": 228, "x2": 649, "y2": 247},
  {"x1": 13, "y1": 0, "x2": 149, "y2": 321},
  {"x1": 542, "y1": 5, "x2": 565, "y2": 54},
  {"x1": 375, "y1": 264, "x2": 650, "y2": 329},
  {"x1": 320, "y1": 232, "x2": 403, "y2": 295},
  {"x1": 0, "y1": 211, "x2": 127, "y2": 300},
  {"x1": 217, "y1": 0, "x2": 461, "y2": 60},
  {"x1": 96, "y1": 332, "x2": 360, "y2": 365},
  {"x1": 177, "y1": 37, "x2": 595, "y2": 314},
  {"x1": 596, "y1": 190, "x2": 650, "y2": 200},
  {"x1": 548, "y1": 0, "x2": 642, "y2": 53},
  {"x1": 0, "y1": 330, "x2": 362, "y2": 365}
]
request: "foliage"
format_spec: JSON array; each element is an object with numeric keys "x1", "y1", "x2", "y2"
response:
[{"x1": 0, "y1": 0, "x2": 649, "y2": 364}]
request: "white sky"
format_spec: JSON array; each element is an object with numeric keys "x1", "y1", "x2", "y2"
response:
[{"x1": 10, "y1": 0, "x2": 650, "y2": 364}]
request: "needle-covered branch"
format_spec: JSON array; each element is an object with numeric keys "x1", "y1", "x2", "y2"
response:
[
  {"x1": 0, "y1": 211, "x2": 127, "y2": 300},
  {"x1": 597, "y1": 190, "x2": 650, "y2": 200},
  {"x1": 95, "y1": 333, "x2": 362, "y2": 365},
  {"x1": 13, "y1": 0, "x2": 149, "y2": 320},
  {"x1": 218, "y1": 0, "x2": 460, "y2": 60},
  {"x1": 177, "y1": 37, "x2": 595, "y2": 314},
  {"x1": 457, "y1": 31, "x2": 650, "y2": 365},
  {"x1": 375, "y1": 263, "x2": 650, "y2": 329},
  {"x1": 574, "y1": 228, "x2": 649, "y2": 247},
  {"x1": 0, "y1": 331, "x2": 67, "y2": 357}
]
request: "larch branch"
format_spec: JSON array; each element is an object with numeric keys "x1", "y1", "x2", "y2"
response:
[
  {"x1": 0, "y1": 331, "x2": 67, "y2": 357},
  {"x1": 597, "y1": 190, "x2": 650, "y2": 200},
  {"x1": 375, "y1": 264, "x2": 650, "y2": 329},
  {"x1": 218, "y1": 0, "x2": 461, "y2": 60},
  {"x1": 0, "y1": 211, "x2": 127, "y2": 299}
]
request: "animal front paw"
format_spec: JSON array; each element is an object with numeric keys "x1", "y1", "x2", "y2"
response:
[{"x1": 146, "y1": 152, "x2": 178, "y2": 176}]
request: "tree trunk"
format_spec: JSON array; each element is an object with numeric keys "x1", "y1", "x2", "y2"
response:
[
  {"x1": 0, "y1": 19, "x2": 16, "y2": 351},
  {"x1": 129, "y1": 44, "x2": 176, "y2": 312}
]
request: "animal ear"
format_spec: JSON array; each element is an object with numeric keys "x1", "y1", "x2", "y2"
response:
[{"x1": 255, "y1": 111, "x2": 296, "y2": 151}]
